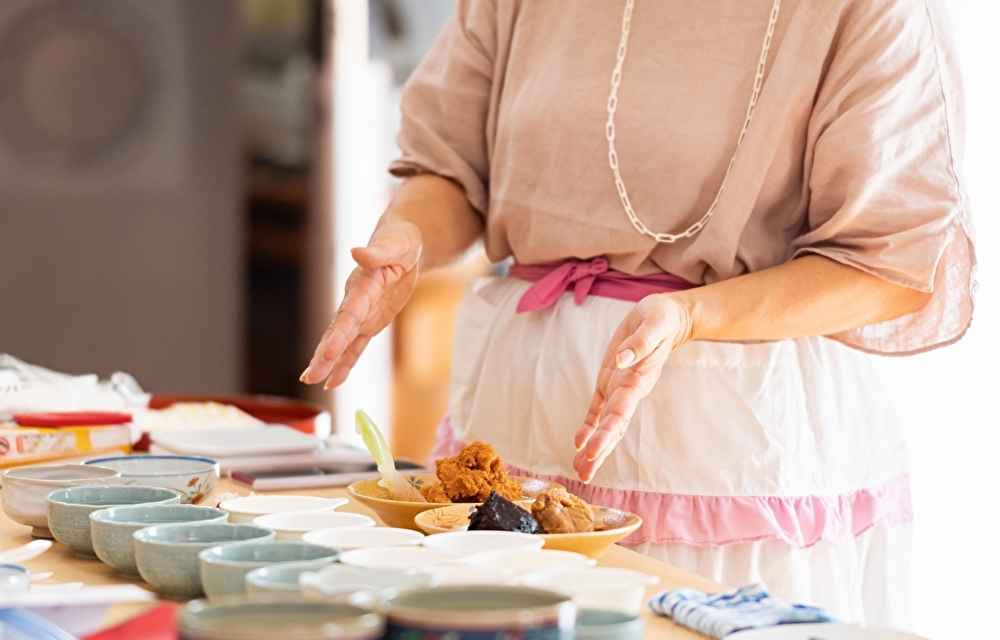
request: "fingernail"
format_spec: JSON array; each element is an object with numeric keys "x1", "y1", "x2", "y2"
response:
[
  {"x1": 299, "y1": 367, "x2": 311, "y2": 382},
  {"x1": 616, "y1": 349, "x2": 636, "y2": 368}
]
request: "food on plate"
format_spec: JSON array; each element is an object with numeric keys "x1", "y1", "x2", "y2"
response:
[
  {"x1": 531, "y1": 486, "x2": 595, "y2": 534},
  {"x1": 420, "y1": 441, "x2": 523, "y2": 503},
  {"x1": 468, "y1": 491, "x2": 540, "y2": 534}
]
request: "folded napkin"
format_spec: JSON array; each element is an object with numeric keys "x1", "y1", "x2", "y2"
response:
[{"x1": 648, "y1": 583, "x2": 835, "y2": 638}]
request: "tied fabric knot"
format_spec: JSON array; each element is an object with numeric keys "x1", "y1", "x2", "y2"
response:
[
  {"x1": 513, "y1": 258, "x2": 610, "y2": 313},
  {"x1": 509, "y1": 256, "x2": 697, "y2": 314}
]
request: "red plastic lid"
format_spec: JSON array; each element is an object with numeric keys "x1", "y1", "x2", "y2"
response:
[{"x1": 13, "y1": 411, "x2": 132, "y2": 427}]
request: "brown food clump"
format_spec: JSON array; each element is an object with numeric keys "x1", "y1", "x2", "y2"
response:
[
  {"x1": 531, "y1": 486, "x2": 595, "y2": 534},
  {"x1": 428, "y1": 441, "x2": 523, "y2": 503},
  {"x1": 419, "y1": 482, "x2": 452, "y2": 504}
]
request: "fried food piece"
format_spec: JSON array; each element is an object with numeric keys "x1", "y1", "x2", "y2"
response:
[
  {"x1": 419, "y1": 482, "x2": 452, "y2": 504},
  {"x1": 434, "y1": 441, "x2": 523, "y2": 503},
  {"x1": 531, "y1": 486, "x2": 595, "y2": 534}
]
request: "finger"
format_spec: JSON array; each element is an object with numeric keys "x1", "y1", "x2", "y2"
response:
[
  {"x1": 300, "y1": 275, "x2": 379, "y2": 383},
  {"x1": 613, "y1": 308, "x2": 673, "y2": 369},
  {"x1": 576, "y1": 369, "x2": 645, "y2": 464},
  {"x1": 323, "y1": 334, "x2": 372, "y2": 390},
  {"x1": 352, "y1": 226, "x2": 421, "y2": 271},
  {"x1": 574, "y1": 319, "x2": 633, "y2": 450}
]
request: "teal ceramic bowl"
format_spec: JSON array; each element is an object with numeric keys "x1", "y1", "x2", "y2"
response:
[
  {"x1": 90, "y1": 504, "x2": 228, "y2": 575},
  {"x1": 47, "y1": 485, "x2": 181, "y2": 555},
  {"x1": 199, "y1": 540, "x2": 338, "y2": 599},
  {"x1": 244, "y1": 562, "x2": 317, "y2": 598},
  {"x1": 134, "y1": 523, "x2": 274, "y2": 598},
  {"x1": 384, "y1": 586, "x2": 577, "y2": 639},
  {"x1": 180, "y1": 598, "x2": 385, "y2": 640},
  {"x1": 575, "y1": 609, "x2": 645, "y2": 640}
]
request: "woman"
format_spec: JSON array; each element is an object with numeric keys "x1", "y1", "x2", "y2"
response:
[{"x1": 301, "y1": 0, "x2": 975, "y2": 625}]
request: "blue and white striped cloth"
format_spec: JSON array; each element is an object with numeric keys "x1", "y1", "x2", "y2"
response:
[{"x1": 648, "y1": 583, "x2": 836, "y2": 638}]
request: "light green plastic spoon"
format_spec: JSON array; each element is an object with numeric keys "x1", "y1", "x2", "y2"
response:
[{"x1": 355, "y1": 409, "x2": 426, "y2": 502}]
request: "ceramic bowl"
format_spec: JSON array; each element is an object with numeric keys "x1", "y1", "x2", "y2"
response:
[
  {"x1": 133, "y1": 523, "x2": 274, "y2": 598},
  {"x1": 347, "y1": 475, "x2": 557, "y2": 530},
  {"x1": 1, "y1": 464, "x2": 121, "y2": 537},
  {"x1": 421, "y1": 530, "x2": 545, "y2": 556},
  {"x1": 90, "y1": 504, "x2": 228, "y2": 575},
  {"x1": 199, "y1": 540, "x2": 338, "y2": 599},
  {"x1": 83, "y1": 455, "x2": 219, "y2": 504},
  {"x1": 416, "y1": 564, "x2": 515, "y2": 587},
  {"x1": 337, "y1": 546, "x2": 456, "y2": 572},
  {"x1": 179, "y1": 598, "x2": 385, "y2": 640},
  {"x1": 461, "y1": 548, "x2": 596, "y2": 575},
  {"x1": 575, "y1": 609, "x2": 645, "y2": 640},
  {"x1": 385, "y1": 586, "x2": 576, "y2": 638},
  {"x1": 46, "y1": 485, "x2": 181, "y2": 555},
  {"x1": 302, "y1": 526, "x2": 424, "y2": 551},
  {"x1": 251, "y1": 511, "x2": 374, "y2": 540},
  {"x1": 520, "y1": 568, "x2": 659, "y2": 617},
  {"x1": 414, "y1": 503, "x2": 643, "y2": 558},
  {"x1": 219, "y1": 495, "x2": 347, "y2": 524},
  {"x1": 299, "y1": 564, "x2": 433, "y2": 602},
  {"x1": 244, "y1": 562, "x2": 317, "y2": 597}
]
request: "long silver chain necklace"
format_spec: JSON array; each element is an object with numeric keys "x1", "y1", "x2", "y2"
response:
[{"x1": 606, "y1": 0, "x2": 782, "y2": 244}]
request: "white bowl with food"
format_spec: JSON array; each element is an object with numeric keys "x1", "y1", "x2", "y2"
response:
[
  {"x1": 219, "y1": 495, "x2": 347, "y2": 524},
  {"x1": 252, "y1": 511, "x2": 375, "y2": 540},
  {"x1": 2, "y1": 464, "x2": 121, "y2": 537}
]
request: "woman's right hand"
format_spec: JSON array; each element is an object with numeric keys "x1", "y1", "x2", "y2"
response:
[{"x1": 300, "y1": 219, "x2": 423, "y2": 389}]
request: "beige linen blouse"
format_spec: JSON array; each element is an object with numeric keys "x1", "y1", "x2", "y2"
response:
[{"x1": 389, "y1": 0, "x2": 975, "y2": 355}]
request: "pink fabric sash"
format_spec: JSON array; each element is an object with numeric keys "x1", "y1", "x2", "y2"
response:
[
  {"x1": 431, "y1": 417, "x2": 913, "y2": 548},
  {"x1": 509, "y1": 257, "x2": 697, "y2": 313}
]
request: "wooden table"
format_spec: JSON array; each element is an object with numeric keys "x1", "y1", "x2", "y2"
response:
[{"x1": 1, "y1": 479, "x2": 721, "y2": 638}]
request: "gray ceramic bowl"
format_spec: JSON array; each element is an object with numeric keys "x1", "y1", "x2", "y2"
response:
[
  {"x1": 385, "y1": 586, "x2": 577, "y2": 638},
  {"x1": 199, "y1": 540, "x2": 338, "y2": 599},
  {"x1": 134, "y1": 523, "x2": 274, "y2": 598},
  {"x1": 47, "y1": 485, "x2": 181, "y2": 555},
  {"x1": 180, "y1": 598, "x2": 385, "y2": 640},
  {"x1": 576, "y1": 609, "x2": 645, "y2": 640},
  {"x1": 244, "y1": 562, "x2": 317, "y2": 597},
  {"x1": 90, "y1": 504, "x2": 228, "y2": 575}
]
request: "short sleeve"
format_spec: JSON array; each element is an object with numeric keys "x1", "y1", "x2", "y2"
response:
[
  {"x1": 388, "y1": 0, "x2": 496, "y2": 215},
  {"x1": 791, "y1": 0, "x2": 976, "y2": 355}
]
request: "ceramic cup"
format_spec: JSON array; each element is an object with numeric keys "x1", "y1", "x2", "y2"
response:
[
  {"x1": 199, "y1": 540, "x2": 338, "y2": 599},
  {"x1": 179, "y1": 598, "x2": 385, "y2": 640},
  {"x1": 1, "y1": 465, "x2": 121, "y2": 538},
  {"x1": 90, "y1": 504, "x2": 228, "y2": 575},
  {"x1": 384, "y1": 586, "x2": 577, "y2": 639},
  {"x1": 83, "y1": 455, "x2": 220, "y2": 504},
  {"x1": 133, "y1": 523, "x2": 274, "y2": 598},
  {"x1": 47, "y1": 485, "x2": 181, "y2": 555}
]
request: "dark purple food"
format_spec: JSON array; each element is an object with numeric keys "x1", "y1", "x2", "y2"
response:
[{"x1": 468, "y1": 491, "x2": 541, "y2": 534}]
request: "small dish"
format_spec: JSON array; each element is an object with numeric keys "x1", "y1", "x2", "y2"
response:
[
  {"x1": 47, "y1": 485, "x2": 181, "y2": 555},
  {"x1": 84, "y1": 455, "x2": 219, "y2": 504},
  {"x1": 251, "y1": 511, "x2": 374, "y2": 540},
  {"x1": 244, "y1": 562, "x2": 318, "y2": 597},
  {"x1": 338, "y1": 546, "x2": 456, "y2": 571},
  {"x1": 421, "y1": 531, "x2": 545, "y2": 556},
  {"x1": 385, "y1": 586, "x2": 576, "y2": 637},
  {"x1": 575, "y1": 609, "x2": 644, "y2": 640},
  {"x1": 219, "y1": 495, "x2": 347, "y2": 524},
  {"x1": 299, "y1": 564, "x2": 433, "y2": 601},
  {"x1": 2, "y1": 464, "x2": 121, "y2": 537},
  {"x1": 520, "y1": 567, "x2": 659, "y2": 617},
  {"x1": 462, "y1": 548, "x2": 596, "y2": 575},
  {"x1": 179, "y1": 598, "x2": 385, "y2": 640},
  {"x1": 302, "y1": 526, "x2": 424, "y2": 550},
  {"x1": 414, "y1": 504, "x2": 643, "y2": 558},
  {"x1": 90, "y1": 504, "x2": 228, "y2": 575},
  {"x1": 133, "y1": 523, "x2": 274, "y2": 598},
  {"x1": 199, "y1": 540, "x2": 338, "y2": 599},
  {"x1": 416, "y1": 564, "x2": 515, "y2": 587}
]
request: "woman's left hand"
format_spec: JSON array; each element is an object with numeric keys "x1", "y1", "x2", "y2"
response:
[{"x1": 573, "y1": 294, "x2": 695, "y2": 483}]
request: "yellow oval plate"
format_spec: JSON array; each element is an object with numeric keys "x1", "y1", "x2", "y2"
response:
[{"x1": 413, "y1": 503, "x2": 642, "y2": 559}]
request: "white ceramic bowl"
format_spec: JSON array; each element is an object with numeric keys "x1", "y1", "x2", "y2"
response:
[
  {"x1": 2, "y1": 464, "x2": 121, "y2": 537},
  {"x1": 421, "y1": 531, "x2": 545, "y2": 557},
  {"x1": 520, "y1": 567, "x2": 659, "y2": 616},
  {"x1": 338, "y1": 546, "x2": 456, "y2": 571},
  {"x1": 219, "y1": 495, "x2": 347, "y2": 524},
  {"x1": 299, "y1": 564, "x2": 433, "y2": 601},
  {"x1": 416, "y1": 564, "x2": 515, "y2": 587},
  {"x1": 83, "y1": 455, "x2": 219, "y2": 504},
  {"x1": 251, "y1": 511, "x2": 375, "y2": 540},
  {"x1": 461, "y1": 548, "x2": 596, "y2": 575},
  {"x1": 303, "y1": 526, "x2": 424, "y2": 550}
]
